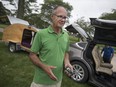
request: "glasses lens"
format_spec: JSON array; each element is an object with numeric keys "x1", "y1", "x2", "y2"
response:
[{"x1": 54, "y1": 14, "x2": 67, "y2": 20}]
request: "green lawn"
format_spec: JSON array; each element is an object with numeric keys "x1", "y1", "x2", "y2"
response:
[
  {"x1": 0, "y1": 42, "x2": 93, "y2": 87},
  {"x1": 0, "y1": 24, "x2": 8, "y2": 28},
  {"x1": 0, "y1": 32, "x2": 3, "y2": 40}
]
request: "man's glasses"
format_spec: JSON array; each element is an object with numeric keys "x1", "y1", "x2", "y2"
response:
[{"x1": 54, "y1": 14, "x2": 67, "y2": 20}]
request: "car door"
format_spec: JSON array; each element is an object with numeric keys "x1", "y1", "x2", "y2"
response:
[
  {"x1": 65, "y1": 23, "x2": 90, "y2": 42},
  {"x1": 90, "y1": 18, "x2": 116, "y2": 46}
]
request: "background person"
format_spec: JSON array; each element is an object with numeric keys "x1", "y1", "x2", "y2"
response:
[
  {"x1": 101, "y1": 45, "x2": 114, "y2": 63},
  {"x1": 29, "y1": 6, "x2": 72, "y2": 87}
]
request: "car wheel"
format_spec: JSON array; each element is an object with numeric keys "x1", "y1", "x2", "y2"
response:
[
  {"x1": 8, "y1": 42, "x2": 16, "y2": 52},
  {"x1": 71, "y1": 61, "x2": 89, "y2": 83}
]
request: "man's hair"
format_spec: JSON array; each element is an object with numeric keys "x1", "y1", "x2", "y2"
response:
[{"x1": 51, "y1": 6, "x2": 66, "y2": 15}]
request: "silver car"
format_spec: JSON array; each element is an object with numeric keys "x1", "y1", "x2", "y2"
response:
[{"x1": 65, "y1": 18, "x2": 116, "y2": 87}]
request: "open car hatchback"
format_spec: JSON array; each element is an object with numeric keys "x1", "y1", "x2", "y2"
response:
[{"x1": 65, "y1": 18, "x2": 116, "y2": 87}]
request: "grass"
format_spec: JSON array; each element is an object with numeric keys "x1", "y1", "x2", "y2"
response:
[
  {"x1": 0, "y1": 42, "x2": 93, "y2": 87},
  {"x1": 0, "y1": 24, "x2": 8, "y2": 28},
  {"x1": 0, "y1": 32, "x2": 3, "y2": 40},
  {"x1": 69, "y1": 36, "x2": 80, "y2": 44},
  {"x1": 0, "y1": 42, "x2": 34, "y2": 87}
]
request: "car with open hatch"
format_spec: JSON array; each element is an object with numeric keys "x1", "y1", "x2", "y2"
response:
[{"x1": 65, "y1": 18, "x2": 116, "y2": 87}]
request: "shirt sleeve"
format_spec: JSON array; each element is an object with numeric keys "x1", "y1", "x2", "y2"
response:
[
  {"x1": 30, "y1": 31, "x2": 42, "y2": 54},
  {"x1": 111, "y1": 48, "x2": 114, "y2": 53},
  {"x1": 65, "y1": 33, "x2": 70, "y2": 52}
]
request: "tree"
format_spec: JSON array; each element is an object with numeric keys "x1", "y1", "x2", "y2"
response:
[
  {"x1": 17, "y1": 0, "x2": 25, "y2": 19},
  {"x1": 17, "y1": 0, "x2": 39, "y2": 19},
  {"x1": 1, "y1": 0, "x2": 39, "y2": 19},
  {"x1": 24, "y1": 13, "x2": 47, "y2": 28},
  {"x1": 76, "y1": 17, "x2": 94, "y2": 36},
  {"x1": 99, "y1": 9, "x2": 116, "y2": 20},
  {"x1": 1, "y1": 0, "x2": 73, "y2": 29},
  {"x1": 0, "y1": 1, "x2": 16, "y2": 16},
  {"x1": 39, "y1": 0, "x2": 73, "y2": 28},
  {"x1": 0, "y1": 2, "x2": 11, "y2": 16}
]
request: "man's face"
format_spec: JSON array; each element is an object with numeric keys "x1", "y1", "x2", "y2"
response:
[{"x1": 51, "y1": 7, "x2": 67, "y2": 28}]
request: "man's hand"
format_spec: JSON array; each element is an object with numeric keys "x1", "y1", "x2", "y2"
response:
[
  {"x1": 29, "y1": 53, "x2": 58, "y2": 81},
  {"x1": 43, "y1": 65, "x2": 58, "y2": 81},
  {"x1": 64, "y1": 53, "x2": 73, "y2": 72},
  {"x1": 65, "y1": 63, "x2": 73, "y2": 72}
]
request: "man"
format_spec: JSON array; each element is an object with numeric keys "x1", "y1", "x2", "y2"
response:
[
  {"x1": 101, "y1": 45, "x2": 114, "y2": 63},
  {"x1": 29, "y1": 6, "x2": 72, "y2": 87}
]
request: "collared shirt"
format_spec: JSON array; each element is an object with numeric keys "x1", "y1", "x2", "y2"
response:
[{"x1": 30, "y1": 25, "x2": 69, "y2": 85}]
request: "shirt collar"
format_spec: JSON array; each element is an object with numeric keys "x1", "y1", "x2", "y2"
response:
[{"x1": 48, "y1": 25, "x2": 64, "y2": 34}]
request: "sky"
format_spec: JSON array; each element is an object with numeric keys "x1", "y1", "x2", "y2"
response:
[
  {"x1": 37, "y1": 0, "x2": 116, "y2": 23},
  {"x1": 1, "y1": 0, "x2": 116, "y2": 23}
]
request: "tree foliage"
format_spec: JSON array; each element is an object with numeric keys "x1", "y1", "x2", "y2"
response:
[
  {"x1": 39, "y1": 0, "x2": 73, "y2": 28},
  {"x1": 0, "y1": 2, "x2": 11, "y2": 16},
  {"x1": 75, "y1": 9, "x2": 116, "y2": 37},
  {"x1": 76, "y1": 17, "x2": 94, "y2": 36},
  {"x1": 1, "y1": 0, "x2": 39, "y2": 19},
  {"x1": 24, "y1": 13, "x2": 48, "y2": 28},
  {"x1": 17, "y1": 0, "x2": 39, "y2": 19},
  {"x1": 1, "y1": 0, "x2": 73, "y2": 28},
  {"x1": 99, "y1": 9, "x2": 116, "y2": 20}
]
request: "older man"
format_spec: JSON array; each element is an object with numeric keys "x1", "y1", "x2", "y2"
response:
[{"x1": 29, "y1": 6, "x2": 72, "y2": 87}]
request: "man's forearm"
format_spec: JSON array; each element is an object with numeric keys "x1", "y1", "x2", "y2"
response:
[
  {"x1": 29, "y1": 52, "x2": 58, "y2": 80},
  {"x1": 29, "y1": 52, "x2": 46, "y2": 69},
  {"x1": 64, "y1": 52, "x2": 70, "y2": 64}
]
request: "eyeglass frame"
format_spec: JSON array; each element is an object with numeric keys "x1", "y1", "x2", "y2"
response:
[{"x1": 53, "y1": 14, "x2": 68, "y2": 20}]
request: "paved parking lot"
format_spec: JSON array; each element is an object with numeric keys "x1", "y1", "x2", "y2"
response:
[{"x1": 111, "y1": 54, "x2": 116, "y2": 72}]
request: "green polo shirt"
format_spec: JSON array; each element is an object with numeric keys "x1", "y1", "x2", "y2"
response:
[{"x1": 30, "y1": 26, "x2": 69, "y2": 85}]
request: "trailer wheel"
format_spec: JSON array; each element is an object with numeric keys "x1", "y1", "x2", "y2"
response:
[{"x1": 8, "y1": 42, "x2": 16, "y2": 52}]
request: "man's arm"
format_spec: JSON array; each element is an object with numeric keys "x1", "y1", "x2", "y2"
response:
[
  {"x1": 111, "y1": 48, "x2": 114, "y2": 58},
  {"x1": 64, "y1": 52, "x2": 73, "y2": 71},
  {"x1": 29, "y1": 52, "x2": 57, "y2": 81}
]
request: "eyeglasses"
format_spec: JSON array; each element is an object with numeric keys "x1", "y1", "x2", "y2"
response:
[{"x1": 54, "y1": 14, "x2": 67, "y2": 20}]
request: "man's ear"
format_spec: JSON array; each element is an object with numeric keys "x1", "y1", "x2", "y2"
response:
[
  {"x1": 51, "y1": 15, "x2": 54, "y2": 20},
  {"x1": 51, "y1": 14, "x2": 53, "y2": 18}
]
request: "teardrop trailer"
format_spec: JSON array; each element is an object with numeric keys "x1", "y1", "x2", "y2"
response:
[
  {"x1": 2, "y1": 16, "x2": 39, "y2": 52},
  {"x1": 65, "y1": 18, "x2": 116, "y2": 87},
  {"x1": 2, "y1": 23, "x2": 38, "y2": 52}
]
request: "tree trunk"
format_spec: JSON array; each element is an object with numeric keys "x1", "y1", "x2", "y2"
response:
[{"x1": 17, "y1": 0, "x2": 25, "y2": 19}]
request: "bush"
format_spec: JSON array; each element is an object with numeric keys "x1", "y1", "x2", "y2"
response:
[{"x1": 69, "y1": 36, "x2": 80, "y2": 44}]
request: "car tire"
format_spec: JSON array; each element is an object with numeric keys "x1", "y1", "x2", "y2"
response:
[
  {"x1": 8, "y1": 42, "x2": 16, "y2": 52},
  {"x1": 70, "y1": 61, "x2": 89, "y2": 83}
]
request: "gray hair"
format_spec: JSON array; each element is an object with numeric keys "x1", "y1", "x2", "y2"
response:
[{"x1": 51, "y1": 6, "x2": 66, "y2": 15}]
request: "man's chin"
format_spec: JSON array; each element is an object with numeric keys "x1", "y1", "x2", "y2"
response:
[{"x1": 58, "y1": 25, "x2": 64, "y2": 28}]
